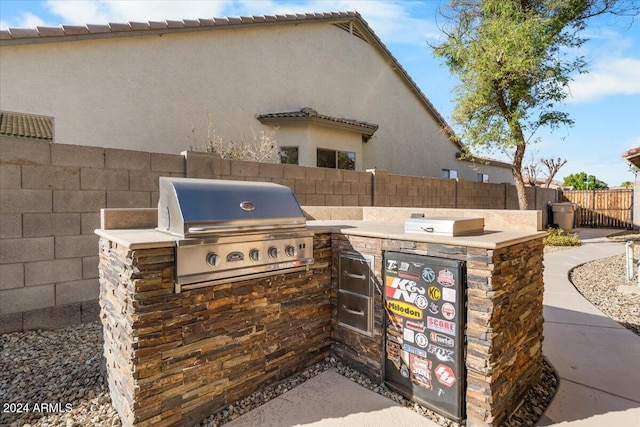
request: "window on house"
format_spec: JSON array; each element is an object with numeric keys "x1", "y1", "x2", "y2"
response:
[
  {"x1": 317, "y1": 148, "x2": 356, "y2": 170},
  {"x1": 477, "y1": 173, "x2": 489, "y2": 183},
  {"x1": 280, "y1": 147, "x2": 299, "y2": 165},
  {"x1": 442, "y1": 169, "x2": 458, "y2": 179}
]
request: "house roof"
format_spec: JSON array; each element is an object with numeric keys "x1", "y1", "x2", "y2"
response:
[
  {"x1": 0, "y1": 11, "x2": 511, "y2": 171},
  {"x1": 622, "y1": 147, "x2": 640, "y2": 168},
  {"x1": 257, "y1": 107, "x2": 379, "y2": 138},
  {"x1": 0, "y1": 12, "x2": 450, "y2": 141},
  {"x1": 0, "y1": 111, "x2": 53, "y2": 141}
]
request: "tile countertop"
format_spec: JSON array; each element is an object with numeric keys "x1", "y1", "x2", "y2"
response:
[{"x1": 96, "y1": 221, "x2": 546, "y2": 250}]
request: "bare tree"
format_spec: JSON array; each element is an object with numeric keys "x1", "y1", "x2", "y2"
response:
[
  {"x1": 190, "y1": 111, "x2": 280, "y2": 163},
  {"x1": 541, "y1": 158, "x2": 567, "y2": 188},
  {"x1": 523, "y1": 163, "x2": 539, "y2": 186}
]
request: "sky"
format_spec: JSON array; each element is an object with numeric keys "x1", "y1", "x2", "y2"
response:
[{"x1": 1, "y1": 0, "x2": 639, "y2": 187}]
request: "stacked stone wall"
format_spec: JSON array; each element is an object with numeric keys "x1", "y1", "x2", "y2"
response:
[
  {"x1": 329, "y1": 235, "x2": 545, "y2": 426},
  {"x1": 98, "y1": 233, "x2": 332, "y2": 426}
]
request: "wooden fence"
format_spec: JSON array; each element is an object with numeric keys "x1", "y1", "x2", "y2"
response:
[{"x1": 560, "y1": 189, "x2": 633, "y2": 229}]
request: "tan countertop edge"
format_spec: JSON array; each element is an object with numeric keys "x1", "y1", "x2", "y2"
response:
[
  {"x1": 307, "y1": 220, "x2": 547, "y2": 249},
  {"x1": 96, "y1": 221, "x2": 546, "y2": 250},
  {"x1": 95, "y1": 228, "x2": 179, "y2": 250}
]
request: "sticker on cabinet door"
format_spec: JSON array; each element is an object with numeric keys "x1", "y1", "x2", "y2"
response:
[
  {"x1": 410, "y1": 354, "x2": 433, "y2": 390},
  {"x1": 387, "y1": 340, "x2": 402, "y2": 370},
  {"x1": 437, "y1": 269, "x2": 455, "y2": 287},
  {"x1": 442, "y1": 287, "x2": 456, "y2": 303},
  {"x1": 427, "y1": 316, "x2": 456, "y2": 336},
  {"x1": 387, "y1": 300, "x2": 423, "y2": 320},
  {"x1": 403, "y1": 343, "x2": 427, "y2": 358},
  {"x1": 441, "y1": 303, "x2": 455, "y2": 320},
  {"x1": 434, "y1": 364, "x2": 457, "y2": 387}
]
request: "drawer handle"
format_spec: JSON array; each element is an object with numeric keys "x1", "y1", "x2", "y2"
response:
[
  {"x1": 343, "y1": 271, "x2": 366, "y2": 280},
  {"x1": 342, "y1": 305, "x2": 365, "y2": 316},
  {"x1": 421, "y1": 227, "x2": 435, "y2": 233}
]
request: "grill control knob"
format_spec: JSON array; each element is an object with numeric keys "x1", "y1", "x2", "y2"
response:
[
  {"x1": 249, "y1": 249, "x2": 260, "y2": 261},
  {"x1": 268, "y1": 246, "x2": 279, "y2": 259},
  {"x1": 285, "y1": 245, "x2": 296, "y2": 257},
  {"x1": 206, "y1": 253, "x2": 220, "y2": 267}
]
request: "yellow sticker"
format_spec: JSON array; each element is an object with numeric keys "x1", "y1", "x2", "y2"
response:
[
  {"x1": 387, "y1": 300, "x2": 423, "y2": 320},
  {"x1": 428, "y1": 286, "x2": 441, "y2": 300}
]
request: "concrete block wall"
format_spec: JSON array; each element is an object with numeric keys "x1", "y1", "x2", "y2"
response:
[
  {"x1": 184, "y1": 151, "x2": 373, "y2": 207},
  {"x1": 0, "y1": 140, "x2": 558, "y2": 333},
  {"x1": 384, "y1": 173, "x2": 457, "y2": 207},
  {"x1": 456, "y1": 181, "x2": 506, "y2": 209},
  {"x1": 0, "y1": 137, "x2": 184, "y2": 332}
]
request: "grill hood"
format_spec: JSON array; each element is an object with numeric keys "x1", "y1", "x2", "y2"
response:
[{"x1": 158, "y1": 177, "x2": 306, "y2": 238}]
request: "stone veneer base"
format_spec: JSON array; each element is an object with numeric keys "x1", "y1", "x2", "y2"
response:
[{"x1": 98, "y1": 231, "x2": 544, "y2": 427}]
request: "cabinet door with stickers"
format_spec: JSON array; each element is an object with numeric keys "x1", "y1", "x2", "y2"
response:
[{"x1": 383, "y1": 252, "x2": 466, "y2": 421}]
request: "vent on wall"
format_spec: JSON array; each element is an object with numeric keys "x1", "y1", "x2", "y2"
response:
[{"x1": 332, "y1": 22, "x2": 369, "y2": 43}]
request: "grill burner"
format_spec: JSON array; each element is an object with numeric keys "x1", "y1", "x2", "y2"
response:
[{"x1": 158, "y1": 177, "x2": 313, "y2": 292}]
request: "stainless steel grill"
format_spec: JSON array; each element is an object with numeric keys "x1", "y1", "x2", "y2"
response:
[{"x1": 158, "y1": 177, "x2": 313, "y2": 292}]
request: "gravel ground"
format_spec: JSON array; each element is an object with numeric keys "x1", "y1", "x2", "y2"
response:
[
  {"x1": 0, "y1": 322, "x2": 556, "y2": 427},
  {"x1": 569, "y1": 231, "x2": 640, "y2": 336},
  {"x1": 8, "y1": 233, "x2": 640, "y2": 427}
]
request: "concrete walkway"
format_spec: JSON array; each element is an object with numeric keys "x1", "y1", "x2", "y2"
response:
[
  {"x1": 226, "y1": 228, "x2": 640, "y2": 426},
  {"x1": 539, "y1": 228, "x2": 640, "y2": 426}
]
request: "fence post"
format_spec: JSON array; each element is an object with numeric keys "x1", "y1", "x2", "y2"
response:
[
  {"x1": 455, "y1": 179, "x2": 459, "y2": 208},
  {"x1": 367, "y1": 169, "x2": 388, "y2": 207}
]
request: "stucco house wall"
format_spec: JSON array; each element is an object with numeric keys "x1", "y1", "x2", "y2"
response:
[{"x1": 0, "y1": 13, "x2": 513, "y2": 184}]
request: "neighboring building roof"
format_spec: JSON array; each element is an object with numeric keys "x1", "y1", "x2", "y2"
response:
[
  {"x1": 257, "y1": 107, "x2": 378, "y2": 138},
  {"x1": 0, "y1": 111, "x2": 53, "y2": 141},
  {"x1": 455, "y1": 152, "x2": 513, "y2": 169},
  {"x1": 622, "y1": 147, "x2": 640, "y2": 168}
]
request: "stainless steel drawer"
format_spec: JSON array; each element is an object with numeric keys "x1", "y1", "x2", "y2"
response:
[
  {"x1": 339, "y1": 253, "x2": 372, "y2": 296},
  {"x1": 337, "y1": 291, "x2": 373, "y2": 335}
]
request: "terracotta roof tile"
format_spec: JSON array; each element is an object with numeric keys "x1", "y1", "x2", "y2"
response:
[
  {"x1": 129, "y1": 22, "x2": 150, "y2": 31},
  {"x1": 0, "y1": 111, "x2": 54, "y2": 141},
  {"x1": 8, "y1": 28, "x2": 39, "y2": 38},
  {"x1": 36, "y1": 26, "x2": 65, "y2": 37},
  {"x1": 198, "y1": 18, "x2": 215, "y2": 27},
  {"x1": 183, "y1": 19, "x2": 200, "y2": 28},
  {"x1": 1, "y1": 12, "x2": 361, "y2": 42},
  {"x1": 86, "y1": 24, "x2": 110, "y2": 34},
  {"x1": 109, "y1": 23, "x2": 131, "y2": 32},
  {"x1": 166, "y1": 20, "x2": 184, "y2": 29},
  {"x1": 62, "y1": 25, "x2": 89, "y2": 35},
  {"x1": 257, "y1": 108, "x2": 378, "y2": 136},
  {"x1": 148, "y1": 21, "x2": 168, "y2": 30}
]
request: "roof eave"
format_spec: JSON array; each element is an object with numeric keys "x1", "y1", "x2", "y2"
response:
[
  {"x1": 0, "y1": 13, "x2": 360, "y2": 46},
  {"x1": 622, "y1": 147, "x2": 640, "y2": 168},
  {"x1": 455, "y1": 152, "x2": 513, "y2": 170},
  {"x1": 257, "y1": 115, "x2": 378, "y2": 137}
]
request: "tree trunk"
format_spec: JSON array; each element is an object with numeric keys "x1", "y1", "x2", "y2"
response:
[{"x1": 512, "y1": 142, "x2": 529, "y2": 210}]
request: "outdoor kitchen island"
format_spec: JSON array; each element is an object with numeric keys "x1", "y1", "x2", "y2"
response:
[{"x1": 96, "y1": 206, "x2": 546, "y2": 427}]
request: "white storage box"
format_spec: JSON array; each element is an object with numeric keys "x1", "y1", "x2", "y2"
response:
[{"x1": 404, "y1": 216, "x2": 484, "y2": 237}]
